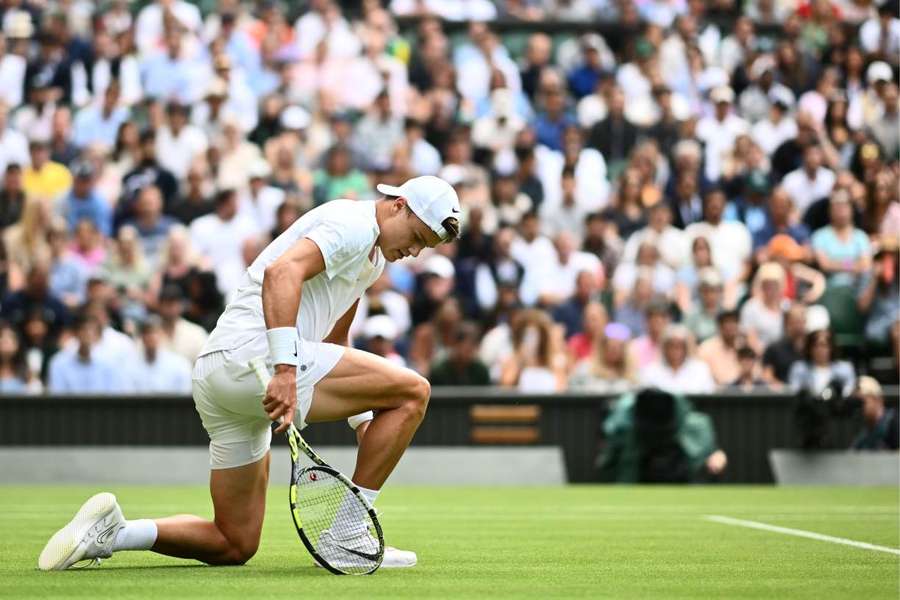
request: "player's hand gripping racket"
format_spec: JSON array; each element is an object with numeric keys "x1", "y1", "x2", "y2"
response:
[{"x1": 249, "y1": 357, "x2": 384, "y2": 575}]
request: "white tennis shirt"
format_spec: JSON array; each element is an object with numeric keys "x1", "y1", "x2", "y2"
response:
[{"x1": 200, "y1": 199, "x2": 385, "y2": 358}]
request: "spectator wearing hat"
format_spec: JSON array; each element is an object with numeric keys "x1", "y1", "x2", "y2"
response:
[
  {"x1": 359, "y1": 314, "x2": 405, "y2": 368},
  {"x1": 237, "y1": 159, "x2": 284, "y2": 234},
  {"x1": 59, "y1": 160, "x2": 111, "y2": 236},
  {"x1": 741, "y1": 262, "x2": 789, "y2": 354},
  {"x1": 697, "y1": 309, "x2": 745, "y2": 387},
  {"x1": 48, "y1": 312, "x2": 128, "y2": 394},
  {"x1": 764, "y1": 234, "x2": 825, "y2": 304},
  {"x1": 696, "y1": 86, "x2": 750, "y2": 182},
  {"x1": 157, "y1": 283, "x2": 208, "y2": 363},
  {"x1": 812, "y1": 189, "x2": 872, "y2": 289},
  {"x1": 639, "y1": 324, "x2": 715, "y2": 394},
  {"x1": 852, "y1": 376, "x2": 899, "y2": 451},
  {"x1": 429, "y1": 322, "x2": 490, "y2": 386},
  {"x1": 72, "y1": 80, "x2": 129, "y2": 150},
  {"x1": 130, "y1": 315, "x2": 192, "y2": 393},
  {"x1": 739, "y1": 54, "x2": 796, "y2": 125},
  {"x1": 683, "y1": 267, "x2": 725, "y2": 343}
]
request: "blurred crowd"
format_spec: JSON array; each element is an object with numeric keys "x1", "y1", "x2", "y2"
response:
[{"x1": 0, "y1": 0, "x2": 897, "y2": 399}]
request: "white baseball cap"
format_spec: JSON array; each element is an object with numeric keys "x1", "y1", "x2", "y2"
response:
[
  {"x1": 376, "y1": 176, "x2": 461, "y2": 241},
  {"x1": 363, "y1": 314, "x2": 399, "y2": 340}
]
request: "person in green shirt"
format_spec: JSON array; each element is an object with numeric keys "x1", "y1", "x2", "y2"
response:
[
  {"x1": 429, "y1": 322, "x2": 490, "y2": 386},
  {"x1": 312, "y1": 144, "x2": 371, "y2": 206}
]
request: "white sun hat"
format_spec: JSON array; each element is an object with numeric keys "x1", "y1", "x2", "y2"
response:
[{"x1": 376, "y1": 176, "x2": 461, "y2": 241}]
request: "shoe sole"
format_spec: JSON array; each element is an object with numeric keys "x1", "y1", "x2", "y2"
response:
[{"x1": 38, "y1": 492, "x2": 118, "y2": 571}]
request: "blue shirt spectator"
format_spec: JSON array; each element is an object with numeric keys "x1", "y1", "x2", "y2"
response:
[
  {"x1": 61, "y1": 162, "x2": 112, "y2": 237},
  {"x1": 48, "y1": 314, "x2": 129, "y2": 394},
  {"x1": 533, "y1": 90, "x2": 576, "y2": 151},
  {"x1": 72, "y1": 82, "x2": 130, "y2": 150}
]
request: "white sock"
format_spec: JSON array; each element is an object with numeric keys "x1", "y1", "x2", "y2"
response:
[
  {"x1": 357, "y1": 485, "x2": 380, "y2": 508},
  {"x1": 113, "y1": 519, "x2": 158, "y2": 552}
]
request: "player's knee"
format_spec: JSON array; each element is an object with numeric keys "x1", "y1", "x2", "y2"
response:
[
  {"x1": 221, "y1": 539, "x2": 259, "y2": 566},
  {"x1": 402, "y1": 373, "x2": 430, "y2": 421}
]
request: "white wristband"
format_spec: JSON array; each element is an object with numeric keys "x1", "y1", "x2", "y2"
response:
[
  {"x1": 266, "y1": 327, "x2": 300, "y2": 367},
  {"x1": 348, "y1": 411, "x2": 374, "y2": 430}
]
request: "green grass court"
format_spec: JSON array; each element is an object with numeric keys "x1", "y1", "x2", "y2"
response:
[{"x1": 1, "y1": 486, "x2": 897, "y2": 599}]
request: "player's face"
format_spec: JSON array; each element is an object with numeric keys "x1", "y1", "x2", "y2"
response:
[{"x1": 381, "y1": 201, "x2": 443, "y2": 262}]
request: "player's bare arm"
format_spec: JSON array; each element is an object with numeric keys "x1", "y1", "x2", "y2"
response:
[{"x1": 261, "y1": 238, "x2": 326, "y2": 432}]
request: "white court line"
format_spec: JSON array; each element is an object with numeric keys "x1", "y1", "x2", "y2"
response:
[{"x1": 705, "y1": 515, "x2": 900, "y2": 556}]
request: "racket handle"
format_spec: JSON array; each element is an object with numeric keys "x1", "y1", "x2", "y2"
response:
[{"x1": 249, "y1": 357, "x2": 271, "y2": 387}]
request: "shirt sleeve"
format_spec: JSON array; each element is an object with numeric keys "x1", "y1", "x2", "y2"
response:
[{"x1": 304, "y1": 214, "x2": 375, "y2": 281}]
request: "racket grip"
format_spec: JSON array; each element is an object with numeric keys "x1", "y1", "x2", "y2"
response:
[{"x1": 249, "y1": 357, "x2": 271, "y2": 387}]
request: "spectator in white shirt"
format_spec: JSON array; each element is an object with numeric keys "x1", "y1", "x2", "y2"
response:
[
  {"x1": 134, "y1": 0, "x2": 202, "y2": 56},
  {"x1": 130, "y1": 315, "x2": 192, "y2": 393},
  {"x1": 0, "y1": 100, "x2": 29, "y2": 173},
  {"x1": 859, "y1": 5, "x2": 900, "y2": 59},
  {"x1": 685, "y1": 188, "x2": 752, "y2": 283},
  {"x1": 695, "y1": 85, "x2": 750, "y2": 182},
  {"x1": 533, "y1": 230, "x2": 603, "y2": 307},
  {"x1": 780, "y1": 144, "x2": 836, "y2": 218},
  {"x1": 511, "y1": 212, "x2": 562, "y2": 306},
  {"x1": 189, "y1": 189, "x2": 259, "y2": 299},
  {"x1": 238, "y1": 159, "x2": 284, "y2": 235},
  {"x1": 453, "y1": 23, "x2": 520, "y2": 105},
  {"x1": 621, "y1": 201, "x2": 689, "y2": 270},
  {"x1": 404, "y1": 118, "x2": 442, "y2": 176},
  {"x1": 0, "y1": 32, "x2": 26, "y2": 108},
  {"x1": 156, "y1": 102, "x2": 208, "y2": 180},
  {"x1": 613, "y1": 241, "x2": 677, "y2": 308},
  {"x1": 157, "y1": 283, "x2": 208, "y2": 363},
  {"x1": 751, "y1": 92, "x2": 797, "y2": 156},
  {"x1": 639, "y1": 324, "x2": 715, "y2": 394}
]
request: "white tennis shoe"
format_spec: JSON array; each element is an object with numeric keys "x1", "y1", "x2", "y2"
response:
[
  {"x1": 38, "y1": 492, "x2": 126, "y2": 571},
  {"x1": 317, "y1": 530, "x2": 417, "y2": 569}
]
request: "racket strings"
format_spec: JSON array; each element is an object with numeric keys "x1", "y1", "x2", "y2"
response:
[{"x1": 293, "y1": 466, "x2": 380, "y2": 574}]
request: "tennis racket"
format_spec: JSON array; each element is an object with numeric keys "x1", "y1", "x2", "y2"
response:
[{"x1": 248, "y1": 357, "x2": 384, "y2": 575}]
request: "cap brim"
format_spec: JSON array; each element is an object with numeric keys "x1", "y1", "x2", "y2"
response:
[{"x1": 376, "y1": 183, "x2": 404, "y2": 197}]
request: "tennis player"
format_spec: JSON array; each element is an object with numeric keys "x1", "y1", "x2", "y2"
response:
[{"x1": 38, "y1": 176, "x2": 461, "y2": 571}]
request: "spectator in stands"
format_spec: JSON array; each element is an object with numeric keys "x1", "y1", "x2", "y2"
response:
[
  {"x1": 741, "y1": 262, "x2": 789, "y2": 353},
  {"x1": 362, "y1": 314, "x2": 405, "y2": 368},
  {"x1": 686, "y1": 187, "x2": 752, "y2": 286},
  {"x1": 627, "y1": 296, "x2": 671, "y2": 370},
  {"x1": 682, "y1": 268, "x2": 724, "y2": 343},
  {"x1": 0, "y1": 321, "x2": 32, "y2": 393},
  {"x1": 48, "y1": 312, "x2": 127, "y2": 393},
  {"x1": 59, "y1": 160, "x2": 110, "y2": 237},
  {"x1": 613, "y1": 240, "x2": 675, "y2": 309},
  {"x1": 812, "y1": 189, "x2": 872, "y2": 289},
  {"x1": 156, "y1": 283, "x2": 208, "y2": 364},
  {"x1": 170, "y1": 164, "x2": 215, "y2": 226},
  {"x1": 72, "y1": 80, "x2": 129, "y2": 150},
  {"x1": 639, "y1": 324, "x2": 715, "y2": 394},
  {"x1": 752, "y1": 186, "x2": 811, "y2": 252},
  {"x1": 46, "y1": 220, "x2": 88, "y2": 309},
  {"x1": 729, "y1": 346, "x2": 769, "y2": 391},
  {"x1": 119, "y1": 130, "x2": 178, "y2": 223},
  {"x1": 312, "y1": 143, "x2": 370, "y2": 205},
  {"x1": 569, "y1": 322, "x2": 637, "y2": 393},
  {"x1": 1, "y1": 259, "x2": 69, "y2": 343},
  {"x1": 697, "y1": 309, "x2": 745, "y2": 387},
  {"x1": 764, "y1": 234, "x2": 826, "y2": 304},
  {"x1": 788, "y1": 328, "x2": 856, "y2": 398},
  {"x1": 429, "y1": 322, "x2": 491, "y2": 386},
  {"x1": 622, "y1": 201, "x2": 688, "y2": 271},
  {"x1": 0, "y1": 163, "x2": 25, "y2": 228},
  {"x1": 761, "y1": 304, "x2": 807, "y2": 385},
  {"x1": 124, "y1": 185, "x2": 176, "y2": 268},
  {"x1": 587, "y1": 86, "x2": 639, "y2": 173},
  {"x1": 23, "y1": 139, "x2": 71, "y2": 204},
  {"x1": 565, "y1": 301, "x2": 608, "y2": 362},
  {"x1": 675, "y1": 236, "x2": 736, "y2": 313},
  {"x1": 859, "y1": 242, "x2": 900, "y2": 350},
  {"x1": 782, "y1": 144, "x2": 836, "y2": 219},
  {"x1": 581, "y1": 210, "x2": 622, "y2": 276},
  {"x1": 130, "y1": 315, "x2": 192, "y2": 394},
  {"x1": 499, "y1": 309, "x2": 567, "y2": 392},
  {"x1": 4, "y1": 193, "x2": 52, "y2": 274},
  {"x1": 852, "y1": 376, "x2": 899, "y2": 451}
]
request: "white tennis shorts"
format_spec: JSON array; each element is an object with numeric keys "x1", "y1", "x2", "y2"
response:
[{"x1": 192, "y1": 337, "x2": 345, "y2": 469}]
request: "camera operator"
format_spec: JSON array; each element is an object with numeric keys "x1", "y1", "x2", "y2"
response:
[{"x1": 852, "y1": 376, "x2": 899, "y2": 451}]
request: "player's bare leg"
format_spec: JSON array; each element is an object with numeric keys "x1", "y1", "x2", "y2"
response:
[
  {"x1": 306, "y1": 347, "x2": 431, "y2": 489},
  {"x1": 153, "y1": 453, "x2": 270, "y2": 565},
  {"x1": 39, "y1": 454, "x2": 270, "y2": 569}
]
